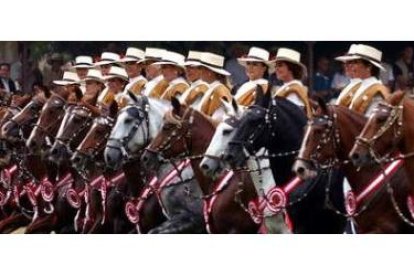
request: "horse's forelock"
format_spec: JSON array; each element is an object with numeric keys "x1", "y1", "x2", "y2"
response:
[{"x1": 388, "y1": 90, "x2": 406, "y2": 106}]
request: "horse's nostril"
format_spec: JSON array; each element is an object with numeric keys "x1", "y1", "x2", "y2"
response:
[
  {"x1": 297, "y1": 166, "x2": 305, "y2": 175},
  {"x1": 200, "y1": 163, "x2": 209, "y2": 172},
  {"x1": 142, "y1": 155, "x2": 149, "y2": 164},
  {"x1": 224, "y1": 153, "x2": 234, "y2": 162},
  {"x1": 351, "y1": 153, "x2": 360, "y2": 161}
]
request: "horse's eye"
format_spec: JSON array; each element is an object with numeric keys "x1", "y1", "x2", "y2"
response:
[
  {"x1": 124, "y1": 118, "x2": 133, "y2": 124},
  {"x1": 162, "y1": 124, "x2": 172, "y2": 131},
  {"x1": 222, "y1": 129, "x2": 232, "y2": 136},
  {"x1": 376, "y1": 115, "x2": 388, "y2": 124}
]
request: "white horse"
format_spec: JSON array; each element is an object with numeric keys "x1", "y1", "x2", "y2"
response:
[
  {"x1": 104, "y1": 93, "x2": 205, "y2": 233},
  {"x1": 200, "y1": 99, "x2": 290, "y2": 234}
]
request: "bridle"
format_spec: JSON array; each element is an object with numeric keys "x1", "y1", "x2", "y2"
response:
[
  {"x1": 355, "y1": 102, "x2": 404, "y2": 164},
  {"x1": 145, "y1": 107, "x2": 197, "y2": 162},
  {"x1": 106, "y1": 96, "x2": 150, "y2": 161},
  {"x1": 74, "y1": 115, "x2": 114, "y2": 167},
  {"x1": 54, "y1": 105, "x2": 94, "y2": 154},
  {"x1": 32, "y1": 95, "x2": 68, "y2": 144},
  {"x1": 296, "y1": 107, "x2": 343, "y2": 170}
]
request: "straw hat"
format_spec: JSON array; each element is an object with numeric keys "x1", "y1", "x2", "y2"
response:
[
  {"x1": 104, "y1": 66, "x2": 129, "y2": 82},
  {"x1": 335, "y1": 44, "x2": 359, "y2": 62},
  {"x1": 199, "y1": 52, "x2": 230, "y2": 76},
  {"x1": 94, "y1": 52, "x2": 120, "y2": 66},
  {"x1": 53, "y1": 71, "x2": 80, "y2": 86},
  {"x1": 183, "y1": 51, "x2": 203, "y2": 67},
  {"x1": 72, "y1": 56, "x2": 94, "y2": 69},
  {"x1": 153, "y1": 51, "x2": 186, "y2": 70},
  {"x1": 80, "y1": 69, "x2": 105, "y2": 84},
  {"x1": 142, "y1": 48, "x2": 167, "y2": 63},
  {"x1": 334, "y1": 44, "x2": 385, "y2": 71},
  {"x1": 238, "y1": 47, "x2": 273, "y2": 67},
  {"x1": 272, "y1": 48, "x2": 307, "y2": 73},
  {"x1": 118, "y1": 47, "x2": 145, "y2": 63}
]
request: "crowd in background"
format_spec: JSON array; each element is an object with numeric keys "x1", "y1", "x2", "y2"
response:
[{"x1": 1, "y1": 43, "x2": 414, "y2": 103}]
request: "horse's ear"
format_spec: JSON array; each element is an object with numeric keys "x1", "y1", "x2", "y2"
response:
[
  {"x1": 109, "y1": 100, "x2": 118, "y2": 118},
  {"x1": 74, "y1": 87, "x2": 83, "y2": 101},
  {"x1": 171, "y1": 96, "x2": 181, "y2": 115},
  {"x1": 231, "y1": 98, "x2": 239, "y2": 114},
  {"x1": 389, "y1": 90, "x2": 405, "y2": 106},
  {"x1": 220, "y1": 96, "x2": 233, "y2": 115},
  {"x1": 314, "y1": 96, "x2": 328, "y2": 115},
  {"x1": 127, "y1": 90, "x2": 139, "y2": 104},
  {"x1": 43, "y1": 86, "x2": 51, "y2": 99},
  {"x1": 254, "y1": 84, "x2": 271, "y2": 108}
]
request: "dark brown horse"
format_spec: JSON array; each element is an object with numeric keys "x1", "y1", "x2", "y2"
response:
[
  {"x1": 141, "y1": 98, "x2": 259, "y2": 233},
  {"x1": 294, "y1": 101, "x2": 414, "y2": 233}
]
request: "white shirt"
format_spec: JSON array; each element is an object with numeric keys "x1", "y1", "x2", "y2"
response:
[
  {"x1": 142, "y1": 75, "x2": 164, "y2": 97},
  {"x1": 235, "y1": 78, "x2": 268, "y2": 101},
  {"x1": 1, "y1": 78, "x2": 10, "y2": 92},
  {"x1": 274, "y1": 80, "x2": 305, "y2": 107},
  {"x1": 349, "y1": 77, "x2": 383, "y2": 117}
]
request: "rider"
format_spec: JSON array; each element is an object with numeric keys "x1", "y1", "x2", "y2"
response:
[
  {"x1": 235, "y1": 46, "x2": 272, "y2": 106},
  {"x1": 180, "y1": 50, "x2": 209, "y2": 107},
  {"x1": 52, "y1": 71, "x2": 81, "y2": 104},
  {"x1": 272, "y1": 48, "x2": 312, "y2": 118},
  {"x1": 153, "y1": 51, "x2": 189, "y2": 101},
  {"x1": 337, "y1": 44, "x2": 390, "y2": 116},
  {"x1": 195, "y1": 52, "x2": 233, "y2": 120},
  {"x1": 77, "y1": 69, "x2": 105, "y2": 116},
  {"x1": 98, "y1": 66, "x2": 129, "y2": 113},
  {"x1": 72, "y1": 55, "x2": 94, "y2": 94},
  {"x1": 140, "y1": 47, "x2": 169, "y2": 98},
  {"x1": 335, "y1": 44, "x2": 362, "y2": 107},
  {"x1": 116, "y1": 47, "x2": 148, "y2": 107}
]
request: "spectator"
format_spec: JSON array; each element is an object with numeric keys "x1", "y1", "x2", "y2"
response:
[
  {"x1": 0, "y1": 63, "x2": 18, "y2": 102},
  {"x1": 312, "y1": 56, "x2": 332, "y2": 101},
  {"x1": 393, "y1": 46, "x2": 414, "y2": 93},
  {"x1": 380, "y1": 60, "x2": 395, "y2": 90},
  {"x1": 42, "y1": 53, "x2": 65, "y2": 89},
  {"x1": 224, "y1": 43, "x2": 248, "y2": 92},
  {"x1": 331, "y1": 63, "x2": 350, "y2": 98}
]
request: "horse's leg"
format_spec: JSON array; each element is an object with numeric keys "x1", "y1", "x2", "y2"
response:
[
  {"x1": 149, "y1": 212, "x2": 205, "y2": 234},
  {"x1": 25, "y1": 213, "x2": 57, "y2": 234},
  {"x1": 263, "y1": 213, "x2": 290, "y2": 234},
  {"x1": 138, "y1": 193, "x2": 166, "y2": 233},
  {"x1": 0, "y1": 213, "x2": 31, "y2": 233}
]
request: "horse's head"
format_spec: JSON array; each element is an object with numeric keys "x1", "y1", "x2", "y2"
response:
[
  {"x1": 104, "y1": 93, "x2": 151, "y2": 170},
  {"x1": 200, "y1": 112, "x2": 241, "y2": 178},
  {"x1": 293, "y1": 98, "x2": 339, "y2": 179},
  {"x1": 26, "y1": 93, "x2": 69, "y2": 155},
  {"x1": 72, "y1": 102, "x2": 118, "y2": 171},
  {"x1": 223, "y1": 85, "x2": 272, "y2": 169},
  {"x1": 142, "y1": 97, "x2": 215, "y2": 171},
  {"x1": 48, "y1": 104, "x2": 95, "y2": 166},
  {"x1": 1, "y1": 93, "x2": 46, "y2": 142},
  {"x1": 349, "y1": 91, "x2": 406, "y2": 167}
]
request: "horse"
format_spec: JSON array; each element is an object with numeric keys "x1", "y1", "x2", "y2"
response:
[
  {"x1": 294, "y1": 99, "x2": 414, "y2": 233},
  {"x1": 106, "y1": 93, "x2": 206, "y2": 234},
  {"x1": 200, "y1": 99, "x2": 289, "y2": 233},
  {"x1": 223, "y1": 89, "x2": 347, "y2": 234},
  {"x1": 141, "y1": 97, "x2": 261, "y2": 233}
]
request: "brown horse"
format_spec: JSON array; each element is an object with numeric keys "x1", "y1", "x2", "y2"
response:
[
  {"x1": 141, "y1": 98, "x2": 259, "y2": 233},
  {"x1": 294, "y1": 101, "x2": 414, "y2": 233},
  {"x1": 349, "y1": 91, "x2": 414, "y2": 224}
]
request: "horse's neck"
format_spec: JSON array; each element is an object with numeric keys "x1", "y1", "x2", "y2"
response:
[
  {"x1": 122, "y1": 159, "x2": 146, "y2": 197},
  {"x1": 269, "y1": 155, "x2": 296, "y2": 185},
  {"x1": 24, "y1": 154, "x2": 48, "y2": 180},
  {"x1": 336, "y1": 108, "x2": 383, "y2": 193},
  {"x1": 190, "y1": 158, "x2": 215, "y2": 195},
  {"x1": 148, "y1": 99, "x2": 170, "y2": 140},
  {"x1": 400, "y1": 100, "x2": 414, "y2": 181}
]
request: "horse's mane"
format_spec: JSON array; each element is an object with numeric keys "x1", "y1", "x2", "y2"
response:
[
  {"x1": 273, "y1": 96, "x2": 307, "y2": 129},
  {"x1": 331, "y1": 104, "x2": 366, "y2": 127},
  {"x1": 388, "y1": 90, "x2": 406, "y2": 106}
]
